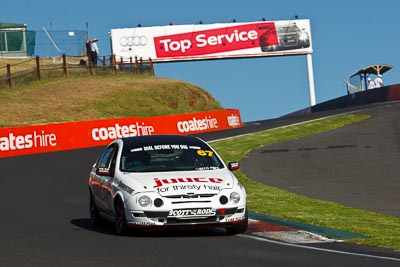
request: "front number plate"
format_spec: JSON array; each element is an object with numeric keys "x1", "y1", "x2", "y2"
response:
[{"x1": 168, "y1": 208, "x2": 216, "y2": 218}]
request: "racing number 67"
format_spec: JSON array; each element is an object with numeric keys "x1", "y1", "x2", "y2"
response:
[{"x1": 197, "y1": 150, "x2": 213, "y2": 157}]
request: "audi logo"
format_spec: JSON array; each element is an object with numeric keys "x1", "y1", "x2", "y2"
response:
[{"x1": 119, "y1": 36, "x2": 148, "y2": 46}]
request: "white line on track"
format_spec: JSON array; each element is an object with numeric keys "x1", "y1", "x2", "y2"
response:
[{"x1": 239, "y1": 234, "x2": 400, "y2": 262}]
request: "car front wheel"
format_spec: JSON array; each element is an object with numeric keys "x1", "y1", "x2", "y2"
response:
[
  {"x1": 114, "y1": 199, "x2": 128, "y2": 235},
  {"x1": 90, "y1": 191, "x2": 102, "y2": 226},
  {"x1": 226, "y1": 209, "x2": 248, "y2": 235}
]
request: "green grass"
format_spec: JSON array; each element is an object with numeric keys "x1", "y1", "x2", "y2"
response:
[
  {"x1": 211, "y1": 114, "x2": 400, "y2": 251},
  {"x1": 0, "y1": 74, "x2": 223, "y2": 127}
]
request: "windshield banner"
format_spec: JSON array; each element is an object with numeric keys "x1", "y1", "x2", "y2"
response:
[
  {"x1": 0, "y1": 109, "x2": 241, "y2": 158},
  {"x1": 111, "y1": 19, "x2": 312, "y2": 62}
]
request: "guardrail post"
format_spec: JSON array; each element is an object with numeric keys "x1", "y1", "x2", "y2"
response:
[
  {"x1": 112, "y1": 55, "x2": 117, "y2": 73},
  {"x1": 62, "y1": 53, "x2": 67, "y2": 76},
  {"x1": 35, "y1": 56, "x2": 41, "y2": 80},
  {"x1": 6, "y1": 64, "x2": 12, "y2": 87},
  {"x1": 120, "y1": 57, "x2": 124, "y2": 72},
  {"x1": 134, "y1": 56, "x2": 138, "y2": 74},
  {"x1": 149, "y1": 58, "x2": 154, "y2": 76},
  {"x1": 129, "y1": 57, "x2": 133, "y2": 73}
]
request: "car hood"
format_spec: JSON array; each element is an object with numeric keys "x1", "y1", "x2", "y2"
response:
[{"x1": 122, "y1": 169, "x2": 236, "y2": 197}]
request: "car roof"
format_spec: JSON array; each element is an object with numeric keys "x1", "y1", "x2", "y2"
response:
[{"x1": 121, "y1": 134, "x2": 205, "y2": 147}]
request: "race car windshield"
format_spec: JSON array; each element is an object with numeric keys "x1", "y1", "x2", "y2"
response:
[{"x1": 120, "y1": 143, "x2": 224, "y2": 172}]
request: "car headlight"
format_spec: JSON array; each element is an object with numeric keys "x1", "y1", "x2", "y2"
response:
[
  {"x1": 230, "y1": 192, "x2": 241, "y2": 204},
  {"x1": 299, "y1": 32, "x2": 308, "y2": 42},
  {"x1": 138, "y1": 195, "x2": 152, "y2": 208}
]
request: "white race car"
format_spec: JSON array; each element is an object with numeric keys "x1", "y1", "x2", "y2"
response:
[{"x1": 89, "y1": 134, "x2": 248, "y2": 235}]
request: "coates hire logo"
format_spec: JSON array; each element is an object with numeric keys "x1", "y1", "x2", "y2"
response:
[
  {"x1": 154, "y1": 22, "x2": 278, "y2": 58},
  {"x1": 0, "y1": 130, "x2": 57, "y2": 152},
  {"x1": 177, "y1": 116, "x2": 218, "y2": 133},
  {"x1": 91, "y1": 122, "x2": 155, "y2": 141},
  {"x1": 227, "y1": 114, "x2": 241, "y2": 127}
]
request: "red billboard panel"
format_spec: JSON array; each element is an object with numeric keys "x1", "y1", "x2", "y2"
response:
[{"x1": 0, "y1": 109, "x2": 242, "y2": 158}]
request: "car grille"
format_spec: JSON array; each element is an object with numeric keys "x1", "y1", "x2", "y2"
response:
[
  {"x1": 282, "y1": 34, "x2": 299, "y2": 47},
  {"x1": 165, "y1": 193, "x2": 216, "y2": 204},
  {"x1": 166, "y1": 216, "x2": 217, "y2": 224}
]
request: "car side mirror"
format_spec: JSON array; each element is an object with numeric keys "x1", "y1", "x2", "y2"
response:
[{"x1": 228, "y1": 162, "x2": 240, "y2": 171}]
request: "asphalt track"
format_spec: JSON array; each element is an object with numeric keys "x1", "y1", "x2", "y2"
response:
[
  {"x1": 1, "y1": 102, "x2": 399, "y2": 266},
  {"x1": 241, "y1": 102, "x2": 400, "y2": 217}
]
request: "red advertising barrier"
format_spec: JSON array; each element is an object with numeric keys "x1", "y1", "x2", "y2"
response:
[{"x1": 0, "y1": 109, "x2": 242, "y2": 158}]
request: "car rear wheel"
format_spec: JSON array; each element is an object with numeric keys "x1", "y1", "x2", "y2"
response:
[
  {"x1": 226, "y1": 209, "x2": 248, "y2": 235},
  {"x1": 114, "y1": 199, "x2": 128, "y2": 235},
  {"x1": 90, "y1": 191, "x2": 102, "y2": 226}
]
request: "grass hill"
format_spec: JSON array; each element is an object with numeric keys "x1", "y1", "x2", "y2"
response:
[{"x1": 0, "y1": 74, "x2": 223, "y2": 127}]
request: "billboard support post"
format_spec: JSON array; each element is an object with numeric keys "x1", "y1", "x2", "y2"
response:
[{"x1": 307, "y1": 53, "x2": 316, "y2": 106}]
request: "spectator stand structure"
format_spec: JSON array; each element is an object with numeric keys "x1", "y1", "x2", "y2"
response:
[{"x1": 344, "y1": 64, "x2": 393, "y2": 94}]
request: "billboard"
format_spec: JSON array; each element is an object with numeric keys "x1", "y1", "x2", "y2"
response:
[{"x1": 110, "y1": 19, "x2": 312, "y2": 62}]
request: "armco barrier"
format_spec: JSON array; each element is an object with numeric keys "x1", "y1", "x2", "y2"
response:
[
  {"x1": 0, "y1": 109, "x2": 242, "y2": 158},
  {"x1": 310, "y1": 84, "x2": 400, "y2": 113},
  {"x1": 281, "y1": 84, "x2": 400, "y2": 119}
]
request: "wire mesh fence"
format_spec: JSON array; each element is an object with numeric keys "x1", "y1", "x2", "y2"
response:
[
  {"x1": 1, "y1": 29, "x2": 88, "y2": 58},
  {"x1": 34, "y1": 29, "x2": 88, "y2": 57},
  {"x1": 0, "y1": 55, "x2": 155, "y2": 89}
]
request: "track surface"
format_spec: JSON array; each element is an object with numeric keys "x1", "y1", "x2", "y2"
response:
[
  {"x1": 1, "y1": 102, "x2": 399, "y2": 266},
  {"x1": 241, "y1": 102, "x2": 400, "y2": 217}
]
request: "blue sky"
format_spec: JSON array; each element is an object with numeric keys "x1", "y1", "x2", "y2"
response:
[{"x1": 4, "y1": 0, "x2": 399, "y2": 122}]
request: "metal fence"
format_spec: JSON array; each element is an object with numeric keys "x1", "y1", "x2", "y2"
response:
[
  {"x1": 34, "y1": 29, "x2": 88, "y2": 57},
  {"x1": 0, "y1": 55, "x2": 155, "y2": 89}
]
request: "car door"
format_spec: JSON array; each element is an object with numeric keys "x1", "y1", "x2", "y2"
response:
[{"x1": 92, "y1": 144, "x2": 118, "y2": 216}]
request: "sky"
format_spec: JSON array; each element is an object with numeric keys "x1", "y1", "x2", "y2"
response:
[{"x1": 4, "y1": 0, "x2": 400, "y2": 122}]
